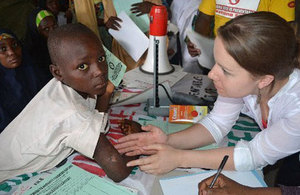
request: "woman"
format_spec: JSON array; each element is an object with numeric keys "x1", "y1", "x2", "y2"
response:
[
  {"x1": 24, "y1": 9, "x2": 57, "y2": 87},
  {"x1": 0, "y1": 29, "x2": 41, "y2": 133},
  {"x1": 115, "y1": 12, "x2": 300, "y2": 179}
]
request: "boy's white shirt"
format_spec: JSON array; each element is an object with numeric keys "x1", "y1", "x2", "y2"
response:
[{"x1": 0, "y1": 78, "x2": 109, "y2": 182}]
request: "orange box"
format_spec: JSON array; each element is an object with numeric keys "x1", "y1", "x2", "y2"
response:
[{"x1": 169, "y1": 105, "x2": 208, "y2": 123}]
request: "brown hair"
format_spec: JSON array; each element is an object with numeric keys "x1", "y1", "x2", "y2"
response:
[{"x1": 218, "y1": 12, "x2": 299, "y2": 80}]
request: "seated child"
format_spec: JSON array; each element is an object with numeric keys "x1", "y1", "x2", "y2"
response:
[
  {"x1": 0, "y1": 23, "x2": 136, "y2": 183},
  {"x1": 24, "y1": 9, "x2": 57, "y2": 87},
  {"x1": 0, "y1": 28, "x2": 41, "y2": 133}
]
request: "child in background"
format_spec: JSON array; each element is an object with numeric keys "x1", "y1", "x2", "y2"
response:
[
  {"x1": 0, "y1": 23, "x2": 136, "y2": 183},
  {"x1": 24, "y1": 9, "x2": 57, "y2": 86},
  {"x1": 38, "y1": 0, "x2": 73, "y2": 26},
  {"x1": 0, "y1": 29, "x2": 41, "y2": 133}
]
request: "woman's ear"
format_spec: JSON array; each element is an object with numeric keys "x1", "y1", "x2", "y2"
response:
[
  {"x1": 49, "y1": 64, "x2": 63, "y2": 81},
  {"x1": 258, "y1": 75, "x2": 274, "y2": 89}
]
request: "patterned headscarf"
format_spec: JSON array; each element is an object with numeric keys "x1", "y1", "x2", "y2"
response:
[
  {"x1": 0, "y1": 29, "x2": 17, "y2": 42},
  {"x1": 36, "y1": 10, "x2": 54, "y2": 27}
]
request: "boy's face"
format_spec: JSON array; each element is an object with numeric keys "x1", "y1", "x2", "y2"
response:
[{"x1": 55, "y1": 35, "x2": 108, "y2": 98}]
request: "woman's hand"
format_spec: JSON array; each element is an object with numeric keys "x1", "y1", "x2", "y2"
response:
[
  {"x1": 126, "y1": 144, "x2": 182, "y2": 175},
  {"x1": 115, "y1": 125, "x2": 168, "y2": 156},
  {"x1": 198, "y1": 174, "x2": 250, "y2": 195},
  {"x1": 105, "y1": 16, "x2": 122, "y2": 30},
  {"x1": 131, "y1": 2, "x2": 156, "y2": 16}
]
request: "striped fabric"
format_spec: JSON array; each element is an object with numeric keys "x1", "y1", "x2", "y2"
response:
[{"x1": 35, "y1": 10, "x2": 53, "y2": 27}]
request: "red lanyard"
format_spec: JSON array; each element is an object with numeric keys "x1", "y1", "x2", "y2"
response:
[{"x1": 262, "y1": 118, "x2": 268, "y2": 129}]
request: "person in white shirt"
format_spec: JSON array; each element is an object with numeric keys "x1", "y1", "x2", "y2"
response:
[
  {"x1": 0, "y1": 23, "x2": 136, "y2": 183},
  {"x1": 115, "y1": 12, "x2": 300, "y2": 175}
]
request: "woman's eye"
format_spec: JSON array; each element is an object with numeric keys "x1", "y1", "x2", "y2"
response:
[
  {"x1": 78, "y1": 64, "x2": 88, "y2": 70},
  {"x1": 0, "y1": 46, "x2": 7, "y2": 52},
  {"x1": 12, "y1": 42, "x2": 19, "y2": 49},
  {"x1": 222, "y1": 68, "x2": 230, "y2": 75},
  {"x1": 98, "y1": 56, "x2": 106, "y2": 62},
  {"x1": 44, "y1": 27, "x2": 50, "y2": 32}
]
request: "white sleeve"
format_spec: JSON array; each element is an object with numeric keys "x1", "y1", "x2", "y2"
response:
[
  {"x1": 198, "y1": 96, "x2": 244, "y2": 144},
  {"x1": 66, "y1": 110, "x2": 109, "y2": 159},
  {"x1": 234, "y1": 113, "x2": 300, "y2": 171}
]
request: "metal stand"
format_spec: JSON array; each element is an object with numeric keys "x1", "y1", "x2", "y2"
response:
[{"x1": 146, "y1": 37, "x2": 172, "y2": 116}]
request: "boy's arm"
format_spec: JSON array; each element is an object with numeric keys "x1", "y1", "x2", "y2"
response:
[
  {"x1": 93, "y1": 133, "x2": 137, "y2": 182},
  {"x1": 96, "y1": 81, "x2": 115, "y2": 112}
]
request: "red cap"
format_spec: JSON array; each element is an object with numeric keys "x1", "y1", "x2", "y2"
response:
[{"x1": 149, "y1": 6, "x2": 168, "y2": 36}]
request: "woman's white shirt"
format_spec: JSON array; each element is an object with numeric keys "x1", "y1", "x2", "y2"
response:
[{"x1": 199, "y1": 69, "x2": 300, "y2": 171}]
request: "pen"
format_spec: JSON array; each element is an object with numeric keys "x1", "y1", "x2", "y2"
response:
[{"x1": 209, "y1": 155, "x2": 229, "y2": 188}]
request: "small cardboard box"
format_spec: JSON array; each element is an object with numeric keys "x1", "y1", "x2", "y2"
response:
[{"x1": 169, "y1": 105, "x2": 208, "y2": 123}]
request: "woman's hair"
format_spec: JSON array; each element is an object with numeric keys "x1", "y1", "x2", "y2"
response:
[{"x1": 218, "y1": 12, "x2": 298, "y2": 80}]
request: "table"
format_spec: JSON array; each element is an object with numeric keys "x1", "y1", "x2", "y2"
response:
[{"x1": 0, "y1": 73, "x2": 261, "y2": 195}]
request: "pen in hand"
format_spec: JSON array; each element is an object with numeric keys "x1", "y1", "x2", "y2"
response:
[{"x1": 208, "y1": 155, "x2": 229, "y2": 188}]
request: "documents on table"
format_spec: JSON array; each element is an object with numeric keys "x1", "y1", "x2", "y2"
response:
[
  {"x1": 109, "y1": 11, "x2": 149, "y2": 62},
  {"x1": 24, "y1": 163, "x2": 137, "y2": 195},
  {"x1": 105, "y1": 46, "x2": 127, "y2": 87},
  {"x1": 160, "y1": 170, "x2": 266, "y2": 195},
  {"x1": 111, "y1": 65, "x2": 187, "y2": 106},
  {"x1": 186, "y1": 30, "x2": 215, "y2": 70}
]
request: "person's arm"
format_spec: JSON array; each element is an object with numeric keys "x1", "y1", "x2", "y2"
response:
[
  {"x1": 95, "y1": 81, "x2": 114, "y2": 112},
  {"x1": 93, "y1": 133, "x2": 137, "y2": 182},
  {"x1": 194, "y1": 11, "x2": 214, "y2": 37},
  {"x1": 167, "y1": 123, "x2": 214, "y2": 149},
  {"x1": 187, "y1": 11, "x2": 214, "y2": 57},
  {"x1": 131, "y1": 1, "x2": 157, "y2": 16},
  {"x1": 198, "y1": 174, "x2": 282, "y2": 195}
]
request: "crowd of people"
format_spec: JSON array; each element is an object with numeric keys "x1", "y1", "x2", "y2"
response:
[{"x1": 0, "y1": 0, "x2": 299, "y2": 194}]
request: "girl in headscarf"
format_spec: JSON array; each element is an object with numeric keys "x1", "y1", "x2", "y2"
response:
[
  {"x1": 24, "y1": 8, "x2": 57, "y2": 86},
  {"x1": 0, "y1": 29, "x2": 42, "y2": 133}
]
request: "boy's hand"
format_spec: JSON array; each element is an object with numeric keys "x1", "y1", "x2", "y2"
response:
[
  {"x1": 119, "y1": 119, "x2": 144, "y2": 135},
  {"x1": 115, "y1": 125, "x2": 168, "y2": 156},
  {"x1": 131, "y1": 2, "x2": 156, "y2": 16},
  {"x1": 105, "y1": 16, "x2": 122, "y2": 30},
  {"x1": 106, "y1": 80, "x2": 115, "y2": 94}
]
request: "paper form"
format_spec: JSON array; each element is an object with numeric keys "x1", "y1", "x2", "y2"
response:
[
  {"x1": 160, "y1": 170, "x2": 266, "y2": 195},
  {"x1": 109, "y1": 11, "x2": 149, "y2": 62},
  {"x1": 23, "y1": 163, "x2": 136, "y2": 195},
  {"x1": 186, "y1": 30, "x2": 215, "y2": 70},
  {"x1": 110, "y1": 65, "x2": 187, "y2": 106},
  {"x1": 105, "y1": 46, "x2": 127, "y2": 87},
  {"x1": 113, "y1": 0, "x2": 150, "y2": 32}
]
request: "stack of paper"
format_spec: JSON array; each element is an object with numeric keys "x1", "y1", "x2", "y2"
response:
[
  {"x1": 24, "y1": 163, "x2": 137, "y2": 195},
  {"x1": 160, "y1": 170, "x2": 266, "y2": 195}
]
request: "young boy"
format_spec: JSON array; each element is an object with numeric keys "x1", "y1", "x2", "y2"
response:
[{"x1": 0, "y1": 23, "x2": 136, "y2": 182}]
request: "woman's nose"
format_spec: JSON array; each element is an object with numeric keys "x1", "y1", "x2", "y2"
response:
[
  {"x1": 5, "y1": 46, "x2": 15, "y2": 56},
  {"x1": 208, "y1": 66, "x2": 217, "y2": 80}
]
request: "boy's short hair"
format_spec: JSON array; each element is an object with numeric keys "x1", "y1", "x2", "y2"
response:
[{"x1": 47, "y1": 23, "x2": 100, "y2": 65}]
